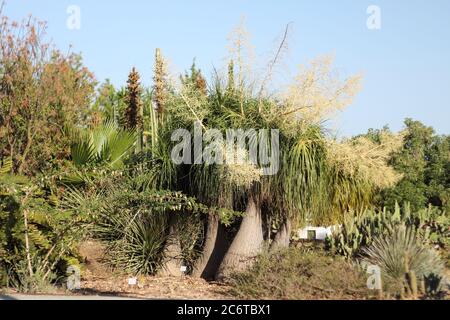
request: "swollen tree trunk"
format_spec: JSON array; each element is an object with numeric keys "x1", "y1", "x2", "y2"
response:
[
  {"x1": 159, "y1": 215, "x2": 183, "y2": 277},
  {"x1": 270, "y1": 218, "x2": 292, "y2": 252},
  {"x1": 216, "y1": 196, "x2": 263, "y2": 281},
  {"x1": 192, "y1": 213, "x2": 228, "y2": 280}
]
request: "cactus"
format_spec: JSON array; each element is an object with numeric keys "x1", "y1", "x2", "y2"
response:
[
  {"x1": 404, "y1": 255, "x2": 418, "y2": 299},
  {"x1": 408, "y1": 270, "x2": 418, "y2": 299},
  {"x1": 326, "y1": 204, "x2": 449, "y2": 259}
]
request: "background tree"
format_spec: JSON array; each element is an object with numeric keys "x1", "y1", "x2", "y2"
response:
[
  {"x1": 0, "y1": 12, "x2": 95, "y2": 175},
  {"x1": 372, "y1": 119, "x2": 449, "y2": 212},
  {"x1": 425, "y1": 134, "x2": 450, "y2": 211},
  {"x1": 91, "y1": 80, "x2": 125, "y2": 126},
  {"x1": 181, "y1": 60, "x2": 207, "y2": 95}
]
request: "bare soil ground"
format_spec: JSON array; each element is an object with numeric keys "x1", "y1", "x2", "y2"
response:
[{"x1": 75, "y1": 240, "x2": 233, "y2": 300}]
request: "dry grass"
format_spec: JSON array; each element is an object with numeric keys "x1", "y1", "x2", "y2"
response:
[{"x1": 229, "y1": 247, "x2": 371, "y2": 300}]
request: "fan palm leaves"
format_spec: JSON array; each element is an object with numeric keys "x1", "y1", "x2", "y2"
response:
[
  {"x1": 69, "y1": 121, "x2": 136, "y2": 170},
  {"x1": 0, "y1": 157, "x2": 12, "y2": 175}
]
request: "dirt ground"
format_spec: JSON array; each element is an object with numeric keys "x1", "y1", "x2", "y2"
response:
[
  {"x1": 74, "y1": 240, "x2": 233, "y2": 300},
  {"x1": 3, "y1": 240, "x2": 447, "y2": 300}
]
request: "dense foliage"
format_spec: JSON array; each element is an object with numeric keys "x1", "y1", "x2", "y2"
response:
[
  {"x1": 90, "y1": 183, "x2": 208, "y2": 275},
  {"x1": 0, "y1": 173, "x2": 91, "y2": 291},
  {"x1": 367, "y1": 119, "x2": 450, "y2": 212},
  {"x1": 0, "y1": 14, "x2": 96, "y2": 176}
]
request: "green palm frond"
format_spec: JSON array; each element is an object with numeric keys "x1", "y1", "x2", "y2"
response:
[
  {"x1": 69, "y1": 121, "x2": 136, "y2": 169},
  {"x1": 107, "y1": 130, "x2": 137, "y2": 169},
  {"x1": 0, "y1": 157, "x2": 12, "y2": 175},
  {"x1": 70, "y1": 140, "x2": 96, "y2": 167}
]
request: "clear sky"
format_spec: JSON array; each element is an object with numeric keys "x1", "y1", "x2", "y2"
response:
[{"x1": 4, "y1": 0, "x2": 450, "y2": 137}]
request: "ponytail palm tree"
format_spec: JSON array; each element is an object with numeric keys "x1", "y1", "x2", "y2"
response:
[
  {"x1": 264, "y1": 125, "x2": 327, "y2": 250},
  {"x1": 147, "y1": 62, "x2": 365, "y2": 280},
  {"x1": 167, "y1": 77, "x2": 331, "y2": 279},
  {"x1": 138, "y1": 30, "x2": 399, "y2": 280}
]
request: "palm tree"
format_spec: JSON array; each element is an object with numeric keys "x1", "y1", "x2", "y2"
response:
[
  {"x1": 138, "y1": 39, "x2": 397, "y2": 280},
  {"x1": 68, "y1": 121, "x2": 136, "y2": 170},
  {"x1": 143, "y1": 68, "x2": 332, "y2": 279}
]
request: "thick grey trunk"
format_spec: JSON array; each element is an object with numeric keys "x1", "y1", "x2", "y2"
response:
[
  {"x1": 159, "y1": 215, "x2": 183, "y2": 277},
  {"x1": 216, "y1": 196, "x2": 263, "y2": 281},
  {"x1": 270, "y1": 219, "x2": 292, "y2": 252},
  {"x1": 192, "y1": 213, "x2": 228, "y2": 280}
]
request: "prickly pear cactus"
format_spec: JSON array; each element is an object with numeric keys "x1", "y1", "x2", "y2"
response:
[{"x1": 325, "y1": 203, "x2": 449, "y2": 259}]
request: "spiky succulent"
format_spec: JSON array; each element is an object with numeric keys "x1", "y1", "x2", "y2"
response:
[{"x1": 362, "y1": 224, "x2": 444, "y2": 295}]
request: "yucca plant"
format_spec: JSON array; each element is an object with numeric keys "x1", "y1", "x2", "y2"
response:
[
  {"x1": 98, "y1": 209, "x2": 169, "y2": 276},
  {"x1": 361, "y1": 224, "x2": 445, "y2": 298},
  {"x1": 89, "y1": 175, "x2": 208, "y2": 276},
  {"x1": 145, "y1": 58, "x2": 381, "y2": 280},
  {"x1": 119, "y1": 22, "x2": 399, "y2": 281}
]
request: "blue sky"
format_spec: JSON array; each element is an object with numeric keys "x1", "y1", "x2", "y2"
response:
[{"x1": 4, "y1": 0, "x2": 450, "y2": 136}]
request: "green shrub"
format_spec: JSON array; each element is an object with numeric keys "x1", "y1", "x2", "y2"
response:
[
  {"x1": 229, "y1": 248, "x2": 369, "y2": 300},
  {"x1": 5, "y1": 255, "x2": 57, "y2": 293},
  {"x1": 0, "y1": 175, "x2": 90, "y2": 291},
  {"x1": 361, "y1": 224, "x2": 445, "y2": 298}
]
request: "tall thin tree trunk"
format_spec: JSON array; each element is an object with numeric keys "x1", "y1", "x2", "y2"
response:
[
  {"x1": 270, "y1": 218, "x2": 292, "y2": 252},
  {"x1": 23, "y1": 209, "x2": 34, "y2": 277},
  {"x1": 192, "y1": 213, "x2": 228, "y2": 280},
  {"x1": 159, "y1": 215, "x2": 183, "y2": 277},
  {"x1": 216, "y1": 196, "x2": 263, "y2": 281}
]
